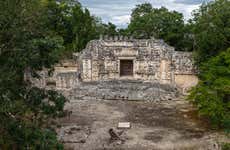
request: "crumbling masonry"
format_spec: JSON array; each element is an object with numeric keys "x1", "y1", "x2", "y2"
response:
[{"x1": 27, "y1": 36, "x2": 198, "y2": 101}]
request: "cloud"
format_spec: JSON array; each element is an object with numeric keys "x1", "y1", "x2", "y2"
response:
[
  {"x1": 111, "y1": 15, "x2": 131, "y2": 28},
  {"x1": 79, "y1": 0, "x2": 138, "y2": 27},
  {"x1": 174, "y1": 0, "x2": 211, "y2": 5},
  {"x1": 78, "y1": 0, "x2": 208, "y2": 28}
]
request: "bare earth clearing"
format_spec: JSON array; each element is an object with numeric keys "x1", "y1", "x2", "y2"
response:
[{"x1": 56, "y1": 98, "x2": 227, "y2": 150}]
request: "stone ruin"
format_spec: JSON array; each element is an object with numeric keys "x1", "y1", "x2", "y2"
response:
[{"x1": 26, "y1": 36, "x2": 198, "y2": 101}]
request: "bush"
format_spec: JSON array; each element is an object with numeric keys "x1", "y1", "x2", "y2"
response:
[
  {"x1": 222, "y1": 143, "x2": 230, "y2": 150},
  {"x1": 188, "y1": 48, "x2": 230, "y2": 129}
]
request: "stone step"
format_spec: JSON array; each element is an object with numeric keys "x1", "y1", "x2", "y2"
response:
[{"x1": 66, "y1": 80, "x2": 179, "y2": 101}]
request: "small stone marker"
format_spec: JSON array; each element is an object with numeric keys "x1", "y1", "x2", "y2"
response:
[{"x1": 118, "y1": 122, "x2": 131, "y2": 129}]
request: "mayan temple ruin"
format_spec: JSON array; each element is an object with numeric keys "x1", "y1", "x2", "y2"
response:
[{"x1": 27, "y1": 36, "x2": 198, "y2": 101}]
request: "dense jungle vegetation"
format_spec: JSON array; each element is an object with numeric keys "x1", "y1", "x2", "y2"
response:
[{"x1": 0, "y1": 0, "x2": 229, "y2": 149}]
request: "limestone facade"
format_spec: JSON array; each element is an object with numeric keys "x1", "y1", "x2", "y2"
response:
[
  {"x1": 77, "y1": 37, "x2": 197, "y2": 86},
  {"x1": 26, "y1": 36, "x2": 198, "y2": 93}
]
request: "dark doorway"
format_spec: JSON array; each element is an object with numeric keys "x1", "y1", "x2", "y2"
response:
[{"x1": 120, "y1": 60, "x2": 133, "y2": 76}]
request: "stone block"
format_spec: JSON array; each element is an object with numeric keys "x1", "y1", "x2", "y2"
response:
[{"x1": 118, "y1": 122, "x2": 131, "y2": 129}]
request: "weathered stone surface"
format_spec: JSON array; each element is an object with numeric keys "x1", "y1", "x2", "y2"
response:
[
  {"x1": 26, "y1": 37, "x2": 198, "y2": 99},
  {"x1": 65, "y1": 80, "x2": 178, "y2": 101},
  {"x1": 78, "y1": 38, "x2": 196, "y2": 87}
]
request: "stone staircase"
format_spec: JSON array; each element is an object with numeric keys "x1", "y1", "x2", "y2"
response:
[{"x1": 65, "y1": 80, "x2": 179, "y2": 101}]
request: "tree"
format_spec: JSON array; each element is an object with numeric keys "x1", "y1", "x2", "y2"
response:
[
  {"x1": 44, "y1": 0, "x2": 121, "y2": 54},
  {"x1": 127, "y1": 4, "x2": 191, "y2": 51},
  {"x1": 0, "y1": 0, "x2": 66, "y2": 149},
  {"x1": 131, "y1": 3, "x2": 153, "y2": 20},
  {"x1": 95, "y1": 18, "x2": 118, "y2": 37},
  {"x1": 105, "y1": 22, "x2": 118, "y2": 36},
  {"x1": 188, "y1": 0, "x2": 230, "y2": 129},
  {"x1": 44, "y1": 0, "x2": 98, "y2": 54},
  {"x1": 190, "y1": 0, "x2": 230, "y2": 64},
  {"x1": 188, "y1": 48, "x2": 230, "y2": 129}
]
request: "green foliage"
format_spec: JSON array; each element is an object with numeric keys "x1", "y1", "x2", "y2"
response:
[
  {"x1": 188, "y1": 49, "x2": 230, "y2": 128},
  {"x1": 222, "y1": 142, "x2": 230, "y2": 150},
  {"x1": 126, "y1": 3, "x2": 191, "y2": 51},
  {"x1": 0, "y1": 88, "x2": 66, "y2": 149},
  {"x1": 44, "y1": 1, "x2": 85, "y2": 53},
  {"x1": 44, "y1": 0, "x2": 114, "y2": 54},
  {"x1": 0, "y1": 0, "x2": 67, "y2": 149},
  {"x1": 187, "y1": 0, "x2": 230, "y2": 130},
  {"x1": 190, "y1": 0, "x2": 230, "y2": 63},
  {"x1": 96, "y1": 21, "x2": 118, "y2": 36},
  {"x1": 1, "y1": 119, "x2": 63, "y2": 149}
]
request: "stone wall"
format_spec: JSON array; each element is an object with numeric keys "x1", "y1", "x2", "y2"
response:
[
  {"x1": 175, "y1": 75, "x2": 198, "y2": 93},
  {"x1": 78, "y1": 36, "x2": 197, "y2": 88},
  {"x1": 24, "y1": 69, "x2": 48, "y2": 89},
  {"x1": 26, "y1": 37, "x2": 198, "y2": 94},
  {"x1": 25, "y1": 59, "x2": 79, "y2": 90},
  {"x1": 172, "y1": 51, "x2": 196, "y2": 75},
  {"x1": 55, "y1": 59, "x2": 79, "y2": 89},
  {"x1": 79, "y1": 37, "x2": 176, "y2": 84},
  {"x1": 67, "y1": 80, "x2": 179, "y2": 101},
  {"x1": 172, "y1": 51, "x2": 198, "y2": 92}
]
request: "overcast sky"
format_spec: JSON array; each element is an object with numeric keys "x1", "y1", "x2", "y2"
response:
[{"x1": 78, "y1": 0, "x2": 210, "y2": 28}]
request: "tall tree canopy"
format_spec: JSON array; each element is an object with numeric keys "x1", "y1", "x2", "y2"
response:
[
  {"x1": 0, "y1": 0, "x2": 69, "y2": 149},
  {"x1": 188, "y1": 48, "x2": 230, "y2": 128},
  {"x1": 43, "y1": 0, "x2": 120, "y2": 55},
  {"x1": 190, "y1": 0, "x2": 230, "y2": 64},
  {"x1": 44, "y1": 0, "x2": 98, "y2": 54},
  {"x1": 127, "y1": 3, "x2": 191, "y2": 51},
  {"x1": 94, "y1": 20, "x2": 119, "y2": 36},
  {"x1": 188, "y1": 0, "x2": 230, "y2": 129}
]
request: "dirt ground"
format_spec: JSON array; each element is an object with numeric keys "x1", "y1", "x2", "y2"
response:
[{"x1": 56, "y1": 98, "x2": 228, "y2": 150}]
